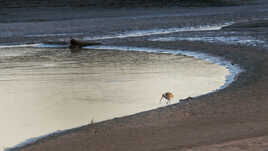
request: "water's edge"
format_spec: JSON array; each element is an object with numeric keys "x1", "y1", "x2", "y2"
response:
[{"x1": 2, "y1": 44, "x2": 242, "y2": 151}]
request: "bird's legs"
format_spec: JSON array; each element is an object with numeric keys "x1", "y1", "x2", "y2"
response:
[
  {"x1": 166, "y1": 99, "x2": 170, "y2": 104},
  {"x1": 159, "y1": 96, "x2": 163, "y2": 103}
]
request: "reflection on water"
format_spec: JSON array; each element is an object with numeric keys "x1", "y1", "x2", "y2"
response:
[{"x1": 0, "y1": 47, "x2": 228, "y2": 149}]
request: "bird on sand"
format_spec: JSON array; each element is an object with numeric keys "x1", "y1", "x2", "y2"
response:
[{"x1": 160, "y1": 92, "x2": 174, "y2": 104}]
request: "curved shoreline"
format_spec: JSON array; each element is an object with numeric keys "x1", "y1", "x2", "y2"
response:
[
  {"x1": 1, "y1": 4, "x2": 268, "y2": 151},
  {"x1": 8, "y1": 39, "x2": 268, "y2": 151},
  {"x1": 84, "y1": 45, "x2": 242, "y2": 90},
  {"x1": 2, "y1": 44, "x2": 241, "y2": 151}
]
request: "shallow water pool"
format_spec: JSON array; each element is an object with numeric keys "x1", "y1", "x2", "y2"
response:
[{"x1": 0, "y1": 47, "x2": 229, "y2": 149}]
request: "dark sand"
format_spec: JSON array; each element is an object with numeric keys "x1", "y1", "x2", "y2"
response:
[{"x1": 2, "y1": 0, "x2": 268, "y2": 150}]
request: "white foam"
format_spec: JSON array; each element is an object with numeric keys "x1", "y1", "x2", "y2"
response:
[
  {"x1": 35, "y1": 43, "x2": 69, "y2": 48},
  {"x1": 0, "y1": 44, "x2": 40, "y2": 49},
  {"x1": 0, "y1": 43, "x2": 68, "y2": 49},
  {"x1": 24, "y1": 33, "x2": 84, "y2": 38},
  {"x1": 150, "y1": 36, "x2": 266, "y2": 46},
  {"x1": 84, "y1": 23, "x2": 233, "y2": 40},
  {"x1": 0, "y1": 44, "x2": 41, "y2": 57}
]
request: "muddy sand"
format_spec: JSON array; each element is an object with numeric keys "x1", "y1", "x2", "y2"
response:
[{"x1": 1, "y1": 1, "x2": 268, "y2": 151}]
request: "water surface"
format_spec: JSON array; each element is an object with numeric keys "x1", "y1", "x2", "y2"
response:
[{"x1": 0, "y1": 47, "x2": 229, "y2": 149}]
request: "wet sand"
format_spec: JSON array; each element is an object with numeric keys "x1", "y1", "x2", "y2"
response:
[{"x1": 1, "y1": 1, "x2": 268, "y2": 151}]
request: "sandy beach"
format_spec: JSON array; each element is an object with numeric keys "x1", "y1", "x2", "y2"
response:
[{"x1": 1, "y1": 0, "x2": 268, "y2": 150}]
